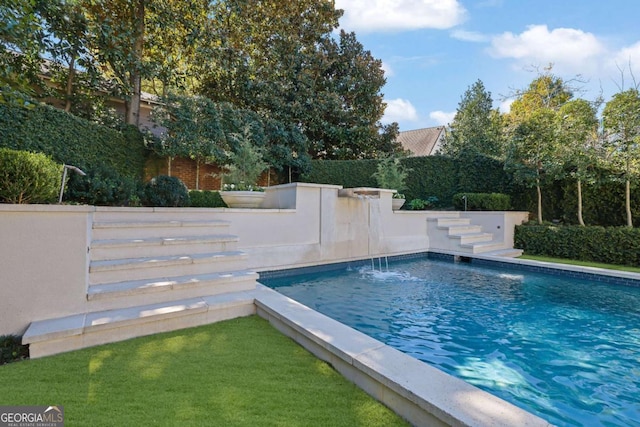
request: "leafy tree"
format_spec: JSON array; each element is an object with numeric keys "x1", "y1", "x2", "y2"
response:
[
  {"x1": 0, "y1": 0, "x2": 46, "y2": 97},
  {"x1": 442, "y1": 79, "x2": 503, "y2": 157},
  {"x1": 505, "y1": 69, "x2": 574, "y2": 224},
  {"x1": 505, "y1": 108, "x2": 561, "y2": 224},
  {"x1": 602, "y1": 88, "x2": 640, "y2": 227},
  {"x1": 557, "y1": 99, "x2": 600, "y2": 225},
  {"x1": 152, "y1": 94, "x2": 226, "y2": 189}
]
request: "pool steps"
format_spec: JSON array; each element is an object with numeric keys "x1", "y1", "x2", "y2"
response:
[{"x1": 428, "y1": 215, "x2": 523, "y2": 256}]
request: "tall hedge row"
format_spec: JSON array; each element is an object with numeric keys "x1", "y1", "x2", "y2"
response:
[
  {"x1": 302, "y1": 154, "x2": 505, "y2": 208},
  {"x1": 0, "y1": 102, "x2": 148, "y2": 179},
  {"x1": 514, "y1": 225, "x2": 640, "y2": 266}
]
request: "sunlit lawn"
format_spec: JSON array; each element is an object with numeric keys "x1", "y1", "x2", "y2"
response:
[
  {"x1": 519, "y1": 254, "x2": 640, "y2": 274},
  {"x1": 0, "y1": 316, "x2": 407, "y2": 427}
]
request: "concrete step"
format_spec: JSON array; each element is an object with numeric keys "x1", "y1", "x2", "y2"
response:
[
  {"x1": 23, "y1": 291, "x2": 257, "y2": 359},
  {"x1": 87, "y1": 270, "x2": 258, "y2": 310},
  {"x1": 473, "y1": 247, "x2": 523, "y2": 257},
  {"x1": 449, "y1": 232, "x2": 494, "y2": 245},
  {"x1": 460, "y1": 241, "x2": 508, "y2": 254},
  {"x1": 90, "y1": 234, "x2": 239, "y2": 261},
  {"x1": 89, "y1": 251, "x2": 247, "y2": 285},
  {"x1": 429, "y1": 217, "x2": 471, "y2": 228},
  {"x1": 91, "y1": 220, "x2": 231, "y2": 240},
  {"x1": 441, "y1": 225, "x2": 483, "y2": 235}
]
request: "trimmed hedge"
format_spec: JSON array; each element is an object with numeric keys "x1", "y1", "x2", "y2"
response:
[
  {"x1": 0, "y1": 100, "x2": 148, "y2": 180},
  {"x1": 452, "y1": 193, "x2": 511, "y2": 211},
  {"x1": 514, "y1": 225, "x2": 640, "y2": 266},
  {"x1": 142, "y1": 175, "x2": 190, "y2": 207},
  {"x1": 0, "y1": 148, "x2": 61, "y2": 204},
  {"x1": 188, "y1": 190, "x2": 227, "y2": 208}
]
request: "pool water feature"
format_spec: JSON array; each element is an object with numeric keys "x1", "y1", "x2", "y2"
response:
[{"x1": 263, "y1": 258, "x2": 640, "y2": 427}]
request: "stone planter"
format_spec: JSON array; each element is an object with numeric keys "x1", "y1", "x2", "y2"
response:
[
  {"x1": 392, "y1": 198, "x2": 406, "y2": 211},
  {"x1": 220, "y1": 191, "x2": 266, "y2": 208}
]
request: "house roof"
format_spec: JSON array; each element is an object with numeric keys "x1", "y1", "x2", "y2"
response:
[{"x1": 396, "y1": 126, "x2": 445, "y2": 157}]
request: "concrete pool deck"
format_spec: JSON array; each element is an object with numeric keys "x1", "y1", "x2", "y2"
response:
[{"x1": 253, "y1": 283, "x2": 552, "y2": 427}]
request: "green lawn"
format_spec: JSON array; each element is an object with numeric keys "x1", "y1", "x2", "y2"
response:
[
  {"x1": 0, "y1": 316, "x2": 407, "y2": 427},
  {"x1": 519, "y1": 254, "x2": 640, "y2": 274}
]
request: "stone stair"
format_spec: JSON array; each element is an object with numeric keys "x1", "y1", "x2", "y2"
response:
[
  {"x1": 427, "y1": 214, "x2": 522, "y2": 256},
  {"x1": 23, "y1": 213, "x2": 258, "y2": 358}
]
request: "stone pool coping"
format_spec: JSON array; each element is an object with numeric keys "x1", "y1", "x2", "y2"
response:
[
  {"x1": 256, "y1": 251, "x2": 640, "y2": 426},
  {"x1": 253, "y1": 283, "x2": 551, "y2": 427}
]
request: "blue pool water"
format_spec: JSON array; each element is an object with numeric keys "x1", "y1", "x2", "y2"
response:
[{"x1": 263, "y1": 258, "x2": 640, "y2": 427}]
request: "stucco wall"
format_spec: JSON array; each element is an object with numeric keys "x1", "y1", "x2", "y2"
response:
[{"x1": 0, "y1": 183, "x2": 525, "y2": 335}]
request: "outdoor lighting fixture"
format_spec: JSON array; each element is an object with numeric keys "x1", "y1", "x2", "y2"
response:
[{"x1": 58, "y1": 164, "x2": 86, "y2": 203}]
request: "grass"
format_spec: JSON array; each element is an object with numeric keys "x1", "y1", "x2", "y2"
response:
[
  {"x1": 0, "y1": 316, "x2": 408, "y2": 427},
  {"x1": 519, "y1": 254, "x2": 640, "y2": 274}
]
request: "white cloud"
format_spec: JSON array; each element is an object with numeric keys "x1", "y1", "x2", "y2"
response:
[
  {"x1": 451, "y1": 29, "x2": 489, "y2": 43},
  {"x1": 429, "y1": 110, "x2": 455, "y2": 125},
  {"x1": 381, "y1": 61, "x2": 394, "y2": 78},
  {"x1": 335, "y1": 0, "x2": 467, "y2": 33},
  {"x1": 382, "y1": 99, "x2": 418, "y2": 124},
  {"x1": 489, "y1": 25, "x2": 605, "y2": 75},
  {"x1": 609, "y1": 41, "x2": 640, "y2": 83},
  {"x1": 498, "y1": 99, "x2": 514, "y2": 113}
]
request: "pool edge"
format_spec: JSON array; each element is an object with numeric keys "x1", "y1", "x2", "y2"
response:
[{"x1": 252, "y1": 284, "x2": 552, "y2": 427}]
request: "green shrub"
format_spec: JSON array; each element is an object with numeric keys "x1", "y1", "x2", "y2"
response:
[
  {"x1": 452, "y1": 193, "x2": 511, "y2": 211},
  {"x1": 0, "y1": 100, "x2": 148, "y2": 180},
  {"x1": 0, "y1": 335, "x2": 29, "y2": 365},
  {"x1": 0, "y1": 148, "x2": 61, "y2": 204},
  {"x1": 372, "y1": 157, "x2": 410, "y2": 191},
  {"x1": 142, "y1": 175, "x2": 189, "y2": 207},
  {"x1": 66, "y1": 164, "x2": 142, "y2": 206},
  {"x1": 188, "y1": 190, "x2": 227, "y2": 207},
  {"x1": 514, "y1": 225, "x2": 640, "y2": 267},
  {"x1": 408, "y1": 196, "x2": 438, "y2": 210}
]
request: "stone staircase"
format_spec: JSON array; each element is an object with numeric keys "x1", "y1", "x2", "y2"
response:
[
  {"x1": 427, "y1": 214, "x2": 523, "y2": 256},
  {"x1": 23, "y1": 212, "x2": 259, "y2": 358}
]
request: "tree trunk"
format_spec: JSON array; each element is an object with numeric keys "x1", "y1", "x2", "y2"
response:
[
  {"x1": 125, "y1": 0, "x2": 145, "y2": 126},
  {"x1": 536, "y1": 178, "x2": 543, "y2": 225},
  {"x1": 64, "y1": 55, "x2": 76, "y2": 112},
  {"x1": 167, "y1": 157, "x2": 172, "y2": 176},
  {"x1": 577, "y1": 179, "x2": 585, "y2": 226},
  {"x1": 195, "y1": 160, "x2": 200, "y2": 190},
  {"x1": 626, "y1": 178, "x2": 633, "y2": 227}
]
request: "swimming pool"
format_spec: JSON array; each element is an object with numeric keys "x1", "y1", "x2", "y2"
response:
[{"x1": 263, "y1": 257, "x2": 640, "y2": 427}]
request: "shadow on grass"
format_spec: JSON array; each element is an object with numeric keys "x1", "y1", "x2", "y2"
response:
[{"x1": 0, "y1": 316, "x2": 408, "y2": 427}]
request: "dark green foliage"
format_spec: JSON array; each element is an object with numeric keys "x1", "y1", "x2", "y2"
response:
[
  {"x1": 452, "y1": 193, "x2": 511, "y2": 211},
  {"x1": 301, "y1": 159, "x2": 379, "y2": 188},
  {"x1": 188, "y1": 190, "x2": 227, "y2": 208},
  {"x1": 0, "y1": 100, "x2": 148, "y2": 180},
  {"x1": 0, "y1": 148, "x2": 61, "y2": 203},
  {"x1": 0, "y1": 335, "x2": 29, "y2": 365},
  {"x1": 65, "y1": 164, "x2": 141, "y2": 206},
  {"x1": 455, "y1": 152, "x2": 513, "y2": 194},
  {"x1": 142, "y1": 175, "x2": 189, "y2": 207},
  {"x1": 408, "y1": 197, "x2": 438, "y2": 210},
  {"x1": 515, "y1": 225, "x2": 640, "y2": 267}
]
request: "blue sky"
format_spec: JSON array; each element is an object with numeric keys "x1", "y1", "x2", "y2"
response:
[{"x1": 334, "y1": 0, "x2": 640, "y2": 131}]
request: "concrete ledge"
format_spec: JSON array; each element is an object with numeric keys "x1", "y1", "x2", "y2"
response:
[
  {"x1": 23, "y1": 292, "x2": 257, "y2": 358},
  {"x1": 253, "y1": 284, "x2": 551, "y2": 427}
]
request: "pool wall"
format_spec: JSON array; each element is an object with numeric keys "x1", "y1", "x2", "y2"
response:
[
  {"x1": 253, "y1": 284, "x2": 551, "y2": 427},
  {"x1": 0, "y1": 183, "x2": 526, "y2": 335}
]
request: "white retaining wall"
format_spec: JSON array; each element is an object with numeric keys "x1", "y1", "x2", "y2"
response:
[{"x1": 0, "y1": 183, "x2": 527, "y2": 335}]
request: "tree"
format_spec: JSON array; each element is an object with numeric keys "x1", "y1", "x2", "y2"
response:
[
  {"x1": 505, "y1": 69, "x2": 574, "y2": 224},
  {"x1": 557, "y1": 99, "x2": 600, "y2": 226},
  {"x1": 152, "y1": 94, "x2": 226, "y2": 189},
  {"x1": 602, "y1": 88, "x2": 640, "y2": 227},
  {"x1": 505, "y1": 108, "x2": 561, "y2": 224},
  {"x1": 198, "y1": 1, "x2": 398, "y2": 161},
  {"x1": 0, "y1": 0, "x2": 46, "y2": 97},
  {"x1": 442, "y1": 80, "x2": 503, "y2": 157}
]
